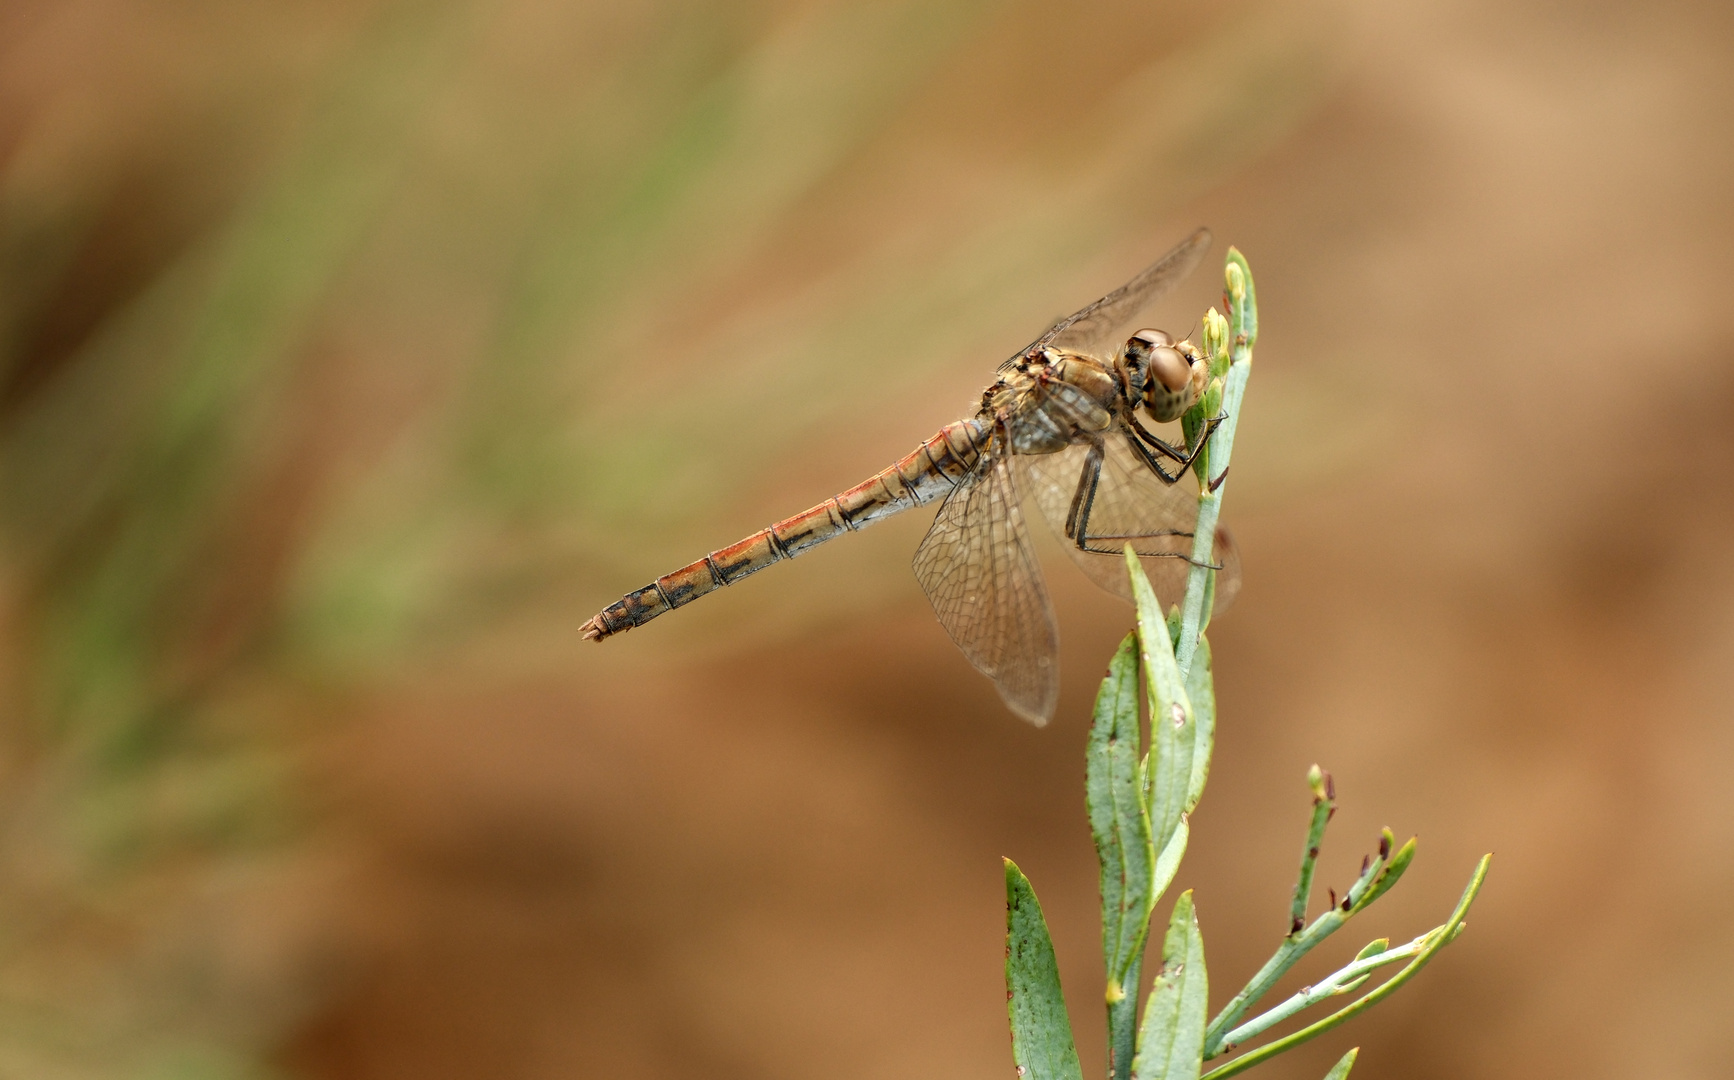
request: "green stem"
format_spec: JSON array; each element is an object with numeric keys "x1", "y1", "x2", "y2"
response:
[
  {"x1": 1217, "y1": 933, "x2": 1426, "y2": 1048},
  {"x1": 1290, "y1": 766, "x2": 1335, "y2": 932},
  {"x1": 1107, "y1": 951, "x2": 1142, "y2": 1080},
  {"x1": 1199, "y1": 856, "x2": 1492, "y2": 1080},
  {"x1": 1176, "y1": 250, "x2": 1256, "y2": 675},
  {"x1": 1204, "y1": 829, "x2": 1395, "y2": 1057}
]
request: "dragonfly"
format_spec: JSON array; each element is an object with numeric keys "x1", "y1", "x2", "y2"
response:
[{"x1": 581, "y1": 228, "x2": 1239, "y2": 724}]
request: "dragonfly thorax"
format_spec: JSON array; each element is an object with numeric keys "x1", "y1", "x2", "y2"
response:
[{"x1": 1118, "y1": 328, "x2": 1208, "y2": 424}]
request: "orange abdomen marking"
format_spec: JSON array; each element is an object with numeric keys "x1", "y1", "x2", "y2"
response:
[{"x1": 580, "y1": 419, "x2": 986, "y2": 640}]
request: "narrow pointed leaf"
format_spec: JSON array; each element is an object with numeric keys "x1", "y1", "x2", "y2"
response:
[
  {"x1": 1290, "y1": 774, "x2": 1335, "y2": 931},
  {"x1": 1127, "y1": 548, "x2": 1196, "y2": 868},
  {"x1": 1226, "y1": 249, "x2": 1259, "y2": 361},
  {"x1": 1322, "y1": 1048, "x2": 1359, "y2": 1080},
  {"x1": 1183, "y1": 633, "x2": 1215, "y2": 812},
  {"x1": 1352, "y1": 939, "x2": 1390, "y2": 962},
  {"x1": 1005, "y1": 860, "x2": 1084, "y2": 1080},
  {"x1": 1351, "y1": 836, "x2": 1415, "y2": 912},
  {"x1": 1131, "y1": 890, "x2": 1208, "y2": 1080},
  {"x1": 1088, "y1": 634, "x2": 1156, "y2": 1003},
  {"x1": 1151, "y1": 819, "x2": 1189, "y2": 905}
]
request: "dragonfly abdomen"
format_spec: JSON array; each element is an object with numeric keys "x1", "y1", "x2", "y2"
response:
[{"x1": 580, "y1": 419, "x2": 987, "y2": 640}]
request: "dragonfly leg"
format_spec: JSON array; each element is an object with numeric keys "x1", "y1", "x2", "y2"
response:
[
  {"x1": 1128, "y1": 411, "x2": 1228, "y2": 482},
  {"x1": 1065, "y1": 441, "x2": 1218, "y2": 568},
  {"x1": 1124, "y1": 429, "x2": 1187, "y2": 485},
  {"x1": 1063, "y1": 440, "x2": 1105, "y2": 541}
]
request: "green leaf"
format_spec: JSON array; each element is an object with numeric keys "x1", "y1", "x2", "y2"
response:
[
  {"x1": 1108, "y1": 953, "x2": 1144, "y2": 1080},
  {"x1": 1321, "y1": 1048, "x2": 1359, "y2": 1080},
  {"x1": 1226, "y1": 249, "x2": 1259, "y2": 361},
  {"x1": 1131, "y1": 890, "x2": 1208, "y2": 1080},
  {"x1": 1352, "y1": 938, "x2": 1390, "y2": 962},
  {"x1": 1005, "y1": 859, "x2": 1084, "y2": 1080},
  {"x1": 1150, "y1": 819, "x2": 1189, "y2": 909},
  {"x1": 1182, "y1": 634, "x2": 1215, "y2": 813},
  {"x1": 1290, "y1": 770, "x2": 1335, "y2": 931},
  {"x1": 1127, "y1": 548, "x2": 1196, "y2": 870},
  {"x1": 1088, "y1": 633, "x2": 1157, "y2": 1003},
  {"x1": 1338, "y1": 939, "x2": 1390, "y2": 995},
  {"x1": 1352, "y1": 835, "x2": 1416, "y2": 912}
]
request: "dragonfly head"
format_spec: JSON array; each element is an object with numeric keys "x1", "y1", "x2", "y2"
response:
[{"x1": 1119, "y1": 328, "x2": 1208, "y2": 423}]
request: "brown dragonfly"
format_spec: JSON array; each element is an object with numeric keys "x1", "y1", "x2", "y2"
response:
[{"x1": 581, "y1": 228, "x2": 1237, "y2": 724}]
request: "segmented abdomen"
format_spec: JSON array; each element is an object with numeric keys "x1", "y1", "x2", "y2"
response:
[{"x1": 580, "y1": 418, "x2": 988, "y2": 640}]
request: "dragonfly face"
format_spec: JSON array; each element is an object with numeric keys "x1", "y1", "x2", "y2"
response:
[{"x1": 1118, "y1": 328, "x2": 1209, "y2": 424}]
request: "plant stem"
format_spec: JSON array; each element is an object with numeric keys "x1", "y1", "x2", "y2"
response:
[
  {"x1": 1177, "y1": 249, "x2": 1256, "y2": 675},
  {"x1": 1290, "y1": 766, "x2": 1335, "y2": 933},
  {"x1": 1198, "y1": 856, "x2": 1492, "y2": 1080},
  {"x1": 1107, "y1": 952, "x2": 1142, "y2": 1080},
  {"x1": 1204, "y1": 828, "x2": 1394, "y2": 1057},
  {"x1": 1217, "y1": 932, "x2": 1428, "y2": 1048}
]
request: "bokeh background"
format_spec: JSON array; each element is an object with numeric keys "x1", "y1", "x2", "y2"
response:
[{"x1": 2, "y1": 1, "x2": 1732, "y2": 1077}]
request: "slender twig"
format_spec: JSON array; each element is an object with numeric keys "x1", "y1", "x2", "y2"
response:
[
  {"x1": 1217, "y1": 932, "x2": 1428, "y2": 1049},
  {"x1": 1198, "y1": 855, "x2": 1492, "y2": 1080},
  {"x1": 1205, "y1": 826, "x2": 1410, "y2": 1057},
  {"x1": 1176, "y1": 251, "x2": 1256, "y2": 675},
  {"x1": 1290, "y1": 765, "x2": 1335, "y2": 933}
]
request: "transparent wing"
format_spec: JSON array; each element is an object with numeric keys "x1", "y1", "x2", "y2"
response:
[
  {"x1": 912, "y1": 452, "x2": 1060, "y2": 725},
  {"x1": 1030, "y1": 227, "x2": 1212, "y2": 359},
  {"x1": 1021, "y1": 436, "x2": 1240, "y2": 614}
]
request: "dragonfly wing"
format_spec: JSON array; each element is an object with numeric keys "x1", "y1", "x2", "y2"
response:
[
  {"x1": 1021, "y1": 437, "x2": 1240, "y2": 613},
  {"x1": 913, "y1": 454, "x2": 1060, "y2": 725},
  {"x1": 1031, "y1": 228, "x2": 1212, "y2": 359}
]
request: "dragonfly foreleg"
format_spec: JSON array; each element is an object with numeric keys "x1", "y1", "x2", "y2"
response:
[
  {"x1": 1128, "y1": 411, "x2": 1227, "y2": 483},
  {"x1": 1123, "y1": 429, "x2": 1185, "y2": 485}
]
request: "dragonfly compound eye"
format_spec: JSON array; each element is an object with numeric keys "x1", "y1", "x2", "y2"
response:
[
  {"x1": 1124, "y1": 331, "x2": 1197, "y2": 423},
  {"x1": 1120, "y1": 329, "x2": 1174, "y2": 396},
  {"x1": 1124, "y1": 328, "x2": 1173, "y2": 359},
  {"x1": 1147, "y1": 345, "x2": 1190, "y2": 394}
]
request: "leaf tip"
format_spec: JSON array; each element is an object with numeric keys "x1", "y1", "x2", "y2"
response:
[{"x1": 1328, "y1": 1047, "x2": 1361, "y2": 1080}]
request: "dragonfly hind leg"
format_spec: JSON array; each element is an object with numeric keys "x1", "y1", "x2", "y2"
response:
[{"x1": 1064, "y1": 439, "x2": 1222, "y2": 570}]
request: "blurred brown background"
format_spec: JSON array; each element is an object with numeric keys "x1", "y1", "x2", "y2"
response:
[{"x1": 2, "y1": 1, "x2": 1732, "y2": 1077}]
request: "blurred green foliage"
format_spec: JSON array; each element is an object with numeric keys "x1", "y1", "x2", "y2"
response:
[{"x1": 0, "y1": 1, "x2": 1336, "y2": 1074}]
